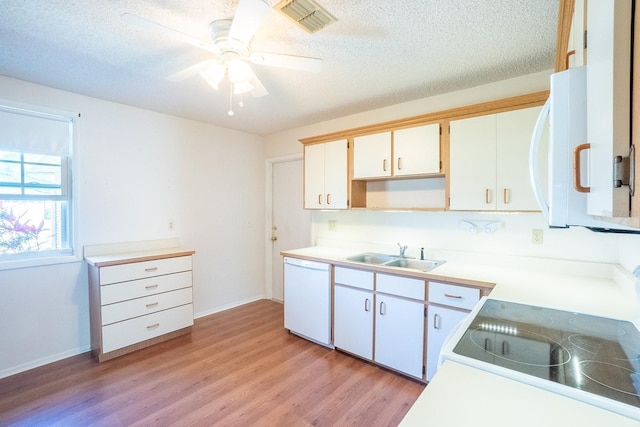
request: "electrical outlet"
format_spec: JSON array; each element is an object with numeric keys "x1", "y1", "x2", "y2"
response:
[
  {"x1": 168, "y1": 220, "x2": 175, "y2": 231},
  {"x1": 532, "y1": 229, "x2": 543, "y2": 245},
  {"x1": 328, "y1": 220, "x2": 337, "y2": 232}
]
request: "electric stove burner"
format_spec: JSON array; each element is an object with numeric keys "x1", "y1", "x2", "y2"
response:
[
  {"x1": 579, "y1": 361, "x2": 640, "y2": 401},
  {"x1": 568, "y1": 316, "x2": 626, "y2": 336}
]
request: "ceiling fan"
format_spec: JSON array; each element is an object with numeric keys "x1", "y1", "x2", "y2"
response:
[{"x1": 122, "y1": 0, "x2": 323, "y2": 115}]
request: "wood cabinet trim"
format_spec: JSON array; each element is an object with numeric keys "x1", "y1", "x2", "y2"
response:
[
  {"x1": 555, "y1": 0, "x2": 576, "y2": 72},
  {"x1": 299, "y1": 91, "x2": 549, "y2": 146}
]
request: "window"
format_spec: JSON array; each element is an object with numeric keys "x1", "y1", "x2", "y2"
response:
[{"x1": 0, "y1": 103, "x2": 74, "y2": 262}]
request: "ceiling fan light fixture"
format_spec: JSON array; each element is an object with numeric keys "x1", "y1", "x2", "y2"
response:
[
  {"x1": 227, "y1": 59, "x2": 252, "y2": 84},
  {"x1": 233, "y1": 81, "x2": 254, "y2": 95},
  {"x1": 275, "y1": 0, "x2": 336, "y2": 33},
  {"x1": 200, "y1": 63, "x2": 225, "y2": 90}
]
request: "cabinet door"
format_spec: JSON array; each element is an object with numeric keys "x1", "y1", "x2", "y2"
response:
[
  {"x1": 375, "y1": 294, "x2": 425, "y2": 378},
  {"x1": 304, "y1": 143, "x2": 326, "y2": 209},
  {"x1": 426, "y1": 305, "x2": 469, "y2": 381},
  {"x1": 334, "y1": 285, "x2": 373, "y2": 359},
  {"x1": 449, "y1": 115, "x2": 497, "y2": 210},
  {"x1": 496, "y1": 107, "x2": 541, "y2": 211},
  {"x1": 393, "y1": 123, "x2": 440, "y2": 176},
  {"x1": 323, "y1": 139, "x2": 348, "y2": 209},
  {"x1": 353, "y1": 132, "x2": 392, "y2": 179}
]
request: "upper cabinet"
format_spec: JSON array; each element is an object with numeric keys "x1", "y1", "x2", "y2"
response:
[
  {"x1": 304, "y1": 140, "x2": 348, "y2": 210},
  {"x1": 449, "y1": 106, "x2": 543, "y2": 211},
  {"x1": 353, "y1": 132, "x2": 392, "y2": 179},
  {"x1": 353, "y1": 123, "x2": 441, "y2": 179}
]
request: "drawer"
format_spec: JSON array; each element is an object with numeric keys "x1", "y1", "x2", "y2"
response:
[
  {"x1": 334, "y1": 266, "x2": 374, "y2": 290},
  {"x1": 428, "y1": 281, "x2": 480, "y2": 310},
  {"x1": 101, "y1": 304, "x2": 193, "y2": 353},
  {"x1": 101, "y1": 287, "x2": 193, "y2": 326},
  {"x1": 376, "y1": 273, "x2": 425, "y2": 300},
  {"x1": 99, "y1": 256, "x2": 192, "y2": 285},
  {"x1": 100, "y1": 271, "x2": 192, "y2": 305}
]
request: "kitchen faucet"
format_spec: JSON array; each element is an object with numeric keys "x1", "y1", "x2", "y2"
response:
[{"x1": 397, "y1": 242, "x2": 408, "y2": 258}]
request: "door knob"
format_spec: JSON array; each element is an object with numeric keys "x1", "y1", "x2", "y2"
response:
[{"x1": 271, "y1": 236, "x2": 278, "y2": 241}]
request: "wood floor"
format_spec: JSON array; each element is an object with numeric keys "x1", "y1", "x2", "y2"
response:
[{"x1": 0, "y1": 299, "x2": 425, "y2": 426}]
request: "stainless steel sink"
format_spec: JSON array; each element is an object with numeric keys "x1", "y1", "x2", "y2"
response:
[
  {"x1": 383, "y1": 258, "x2": 444, "y2": 272},
  {"x1": 345, "y1": 252, "x2": 445, "y2": 272},
  {"x1": 345, "y1": 252, "x2": 397, "y2": 265}
]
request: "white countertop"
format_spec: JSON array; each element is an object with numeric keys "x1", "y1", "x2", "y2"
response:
[{"x1": 281, "y1": 246, "x2": 640, "y2": 426}]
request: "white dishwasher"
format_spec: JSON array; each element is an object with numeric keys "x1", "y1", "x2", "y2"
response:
[{"x1": 283, "y1": 257, "x2": 332, "y2": 347}]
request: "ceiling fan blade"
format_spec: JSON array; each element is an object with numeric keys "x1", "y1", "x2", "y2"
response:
[
  {"x1": 122, "y1": 12, "x2": 217, "y2": 54},
  {"x1": 250, "y1": 52, "x2": 323, "y2": 73},
  {"x1": 249, "y1": 70, "x2": 269, "y2": 98},
  {"x1": 167, "y1": 60, "x2": 216, "y2": 82},
  {"x1": 229, "y1": 0, "x2": 271, "y2": 45}
]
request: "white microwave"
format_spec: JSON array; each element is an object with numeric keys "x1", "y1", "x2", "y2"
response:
[{"x1": 529, "y1": 66, "x2": 638, "y2": 233}]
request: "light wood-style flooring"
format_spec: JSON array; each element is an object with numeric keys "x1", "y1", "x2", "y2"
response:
[{"x1": 0, "y1": 299, "x2": 424, "y2": 426}]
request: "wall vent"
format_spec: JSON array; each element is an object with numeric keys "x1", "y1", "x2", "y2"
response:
[{"x1": 274, "y1": 0, "x2": 337, "y2": 33}]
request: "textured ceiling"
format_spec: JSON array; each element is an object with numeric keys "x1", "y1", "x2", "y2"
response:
[{"x1": 0, "y1": 0, "x2": 558, "y2": 135}]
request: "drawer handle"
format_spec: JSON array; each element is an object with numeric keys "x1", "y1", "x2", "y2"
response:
[
  {"x1": 145, "y1": 267, "x2": 159, "y2": 272},
  {"x1": 145, "y1": 284, "x2": 159, "y2": 290},
  {"x1": 146, "y1": 302, "x2": 159, "y2": 308},
  {"x1": 146, "y1": 323, "x2": 160, "y2": 330},
  {"x1": 444, "y1": 293, "x2": 462, "y2": 299}
]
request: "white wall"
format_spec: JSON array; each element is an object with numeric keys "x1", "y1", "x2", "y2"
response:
[
  {"x1": 263, "y1": 70, "x2": 640, "y2": 273},
  {"x1": 0, "y1": 76, "x2": 265, "y2": 378}
]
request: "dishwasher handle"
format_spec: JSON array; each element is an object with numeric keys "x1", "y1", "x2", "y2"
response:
[{"x1": 284, "y1": 257, "x2": 330, "y2": 271}]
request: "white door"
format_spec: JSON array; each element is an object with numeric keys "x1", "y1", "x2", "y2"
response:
[
  {"x1": 449, "y1": 114, "x2": 497, "y2": 210},
  {"x1": 426, "y1": 305, "x2": 470, "y2": 381},
  {"x1": 333, "y1": 285, "x2": 374, "y2": 359},
  {"x1": 375, "y1": 294, "x2": 425, "y2": 378},
  {"x1": 272, "y1": 159, "x2": 311, "y2": 302},
  {"x1": 393, "y1": 123, "x2": 441, "y2": 176},
  {"x1": 353, "y1": 132, "x2": 392, "y2": 178}
]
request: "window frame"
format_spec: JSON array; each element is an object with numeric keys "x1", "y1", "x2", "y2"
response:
[{"x1": 0, "y1": 100, "x2": 79, "y2": 271}]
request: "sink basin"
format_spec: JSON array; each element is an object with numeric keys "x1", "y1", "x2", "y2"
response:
[
  {"x1": 345, "y1": 252, "x2": 397, "y2": 265},
  {"x1": 383, "y1": 258, "x2": 444, "y2": 272}
]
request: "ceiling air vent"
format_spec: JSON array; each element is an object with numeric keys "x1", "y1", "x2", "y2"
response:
[{"x1": 274, "y1": 0, "x2": 337, "y2": 34}]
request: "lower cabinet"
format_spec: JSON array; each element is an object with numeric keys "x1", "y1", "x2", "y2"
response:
[
  {"x1": 333, "y1": 284, "x2": 374, "y2": 359},
  {"x1": 333, "y1": 267, "x2": 426, "y2": 380},
  {"x1": 426, "y1": 305, "x2": 470, "y2": 381},
  {"x1": 375, "y1": 293, "x2": 425, "y2": 378}
]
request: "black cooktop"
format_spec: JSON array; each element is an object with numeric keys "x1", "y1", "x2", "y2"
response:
[{"x1": 452, "y1": 299, "x2": 640, "y2": 411}]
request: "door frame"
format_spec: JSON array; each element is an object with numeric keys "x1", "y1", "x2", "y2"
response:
[{"x1": 264, "y1": 153, "x2": 304, "y2": 301}]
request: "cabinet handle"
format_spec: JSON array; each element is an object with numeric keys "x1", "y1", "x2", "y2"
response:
[
  {"x1": 503, "y1": 188, "x2": 510, "y2": 204},
  {"x1": 364, "y1": 298, "x2": 371, "y2": 312},
  {"x1": 444, "y1": 293, "x2": 462, "y2": 299},
  {"x1": 146, "y1": 323, "x2": 160, "y2": 330},
  {"x1": 573, "y1": 143, "x2": 591, "y2": 193},
  {"x1": 318, "y1": 194, "x2": 322, "y2": 205},
  {"x1": 145, "y1": 284, "x2": 158, "y2": 290},
  {"x1": 433, "y1": 313, "x2": 441, "y2": 329},
  {"x1": 326, "y1": 193, "x2": 331, "y2": 205},
  {"x1": 379, "y1": 301, "x2": 386, "y2": 315},
  {"x1": 397, "y1": 157, "x2": 402, "y2": 170},
  {"x1": 502, "y1": 341, "x2": 509, "y2": 355},
  {"x1": 145, "y1": 267, "x2": 158, "y2": 272},
  {"x1": 485, "y1": 189, "x2": 491, "y2": 204},
  {"x1": 383, "y1": 159, "x2": 387, "y2": 172},
  {"x1": 146, "y1": 302, "x2": 159, "y2": 308}
]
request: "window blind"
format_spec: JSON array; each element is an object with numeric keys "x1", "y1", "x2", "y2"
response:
[{"x1": 0, "y1": 105, "x2": 72, "y2": 157}]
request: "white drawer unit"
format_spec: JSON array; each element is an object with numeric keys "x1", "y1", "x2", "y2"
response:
[
  {"x1": 428, "y1": 281, "x2": 480, "y2": 310},
  {"x1": 85, "y1": 247, "x2": 195, "y2": 362}
]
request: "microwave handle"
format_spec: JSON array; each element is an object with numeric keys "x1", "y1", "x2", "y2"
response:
[{"x1": 529, "y1": 98, "x2": 551, "y2": 222}]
